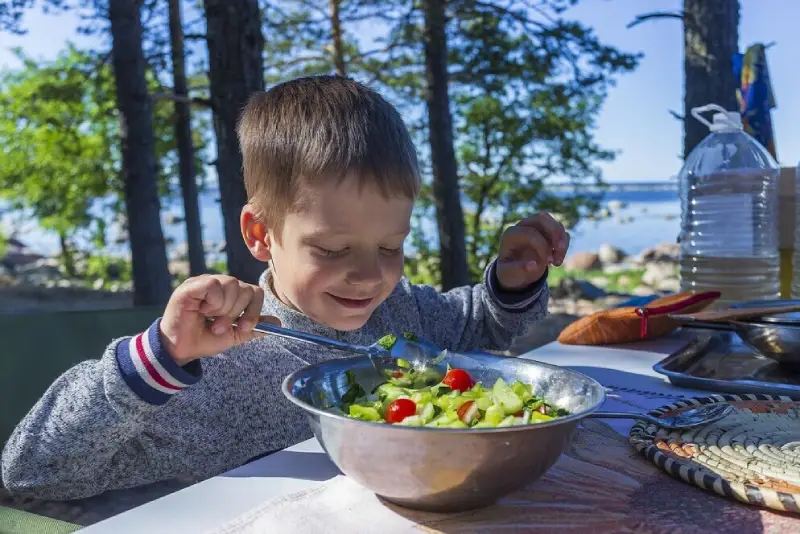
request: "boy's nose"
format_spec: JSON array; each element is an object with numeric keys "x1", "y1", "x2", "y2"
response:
[{"x1": 345, "y1": 255, "x2": 382, "y2": 286}]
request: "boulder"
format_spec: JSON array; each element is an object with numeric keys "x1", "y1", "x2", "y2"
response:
[
  {"x1": 563, "y1": 251, "x2": 601, "y2": 271},
  {"x1": 637, "y1": 242, "x2": 680, "y2": 264},
  {"x1": 642, "y1": 262, "x2": 677, "y2": 288},
  {"x1": 551, "y1": 278, "x2": 606, "y2": 301},
  {"x1": 657, "y1": 278, "x2": 681, "y2": 293},
  {"x1": 598, "y1": 243, "x2": 627, "y2": 265}
]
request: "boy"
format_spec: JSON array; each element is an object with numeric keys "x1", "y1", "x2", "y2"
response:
[{"x1": 2, "y1": 75, "x2": 568, "y2": 500}]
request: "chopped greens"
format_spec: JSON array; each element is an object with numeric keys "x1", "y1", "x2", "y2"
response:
[
  {"x1": 339, "y1": 368, "x2": 570, "y2": 428},
  {"x1": 376, "y1": 334, "x2": 398, "y2": 351},
  {"x1": 340, "y1": 370, "x2": 366, "y2": 411}
]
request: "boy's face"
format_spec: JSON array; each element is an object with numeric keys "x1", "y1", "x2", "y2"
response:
[{"x1": 261, "y1": 172, "x2": 413, "y2": 331}]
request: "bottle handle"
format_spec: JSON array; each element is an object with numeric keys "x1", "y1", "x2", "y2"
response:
[{"x1": 690, "y1": 104, "x2": 734, "y2": 130}]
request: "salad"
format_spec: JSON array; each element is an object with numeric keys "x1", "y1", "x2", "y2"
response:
[{"x1": 339, "y1": 366, "x2": 570, "y2": 428}]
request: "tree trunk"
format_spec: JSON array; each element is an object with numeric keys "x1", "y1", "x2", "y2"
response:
[
  {"x1": 109, "y1": 0, "x2": 172, "y2": 306},
  {"x1": 329, "y1": 0, "x2": 346, "y2": 76},
  {"x1": 421, "y1": 0, "x2": 470, "y2": 290},
  {"x1": 169, "y1": 0, "x2": 207, "y2": 276},
  {"x1": 203, "y1": 0, "x2": 266, "y2": 284},
  {"x1": 683, "y1": 0, "x2": 740, "y2": 158},
  {"x1": 58, "y1": 231, "x2": 76, "y2": 278}
]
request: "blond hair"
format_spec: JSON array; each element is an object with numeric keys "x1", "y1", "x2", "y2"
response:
[{"x1": 237, "y1": 75, "x2": 421, "y2": 228}]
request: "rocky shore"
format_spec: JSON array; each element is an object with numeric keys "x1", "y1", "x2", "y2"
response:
[{"x1": 0, "y1": 240, "x2": 681, "y2": 316}]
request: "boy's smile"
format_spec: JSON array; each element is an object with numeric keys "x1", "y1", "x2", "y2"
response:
[{"x1": 249, "y1": 170, "x2": 414, "y2": 331}]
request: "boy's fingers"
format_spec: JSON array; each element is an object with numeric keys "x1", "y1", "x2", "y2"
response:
[
  {"x1": 217, "y1": 278, "x2": 242, "y2": 318},
  {"x1": 500, "y1": 225, "x2": 550, "y2": 264},
  {"x1": 196, "y1": 278, "x2": 225, "y2": 315},
  {"x1": 518, "y1": 213, "x2": 567, "y2": 251},
  {"x1": 552, "y1": 232, "x2": 571, "y2": 265},
  {"x1": 236, "y1": 287, "x2": 265, "y2": 332},
  {"x1": 225, "y1": 285, "x2": 256, "y2": 329}
]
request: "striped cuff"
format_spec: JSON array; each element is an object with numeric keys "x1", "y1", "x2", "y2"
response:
[
  {"x1": 115, "y1": 318, "x2": 202, "y2": 405},
  {"x1": 485, "y1": 260, "x2": 547, "y2": 312}
]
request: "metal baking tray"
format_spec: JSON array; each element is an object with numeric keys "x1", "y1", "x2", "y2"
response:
[{"x1": 653, "y1": 329, "x2": 800, "y2": 396}]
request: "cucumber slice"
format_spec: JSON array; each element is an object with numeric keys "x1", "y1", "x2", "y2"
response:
[
  {"x1": 444, "y1": 420, "x2": 469, "y2": 428},
  {"x1": 492, "y1": 379, "x2": 524, "y2": 415},
  {"x1": 420, "y1": 402, "x2": 436, "y2": 423},
  {"x1": 348, "y1": 405, "x2": 382, "y2": 422},
  {"x1": 430, "y1": 413, "x2": 451, "y2": 426},
  {"x1": 475, "y1": 396, "x2": 492, "y2": 411},
  {"x1": 531, "y1": 411, "x2": 554, "y2": 422},
  {"x1": 484, "y1": 404, "x2": 506, "y2": 426},
  {"x1": 411, "y1": 391, "x2": 433, "y2": 406},
  {"x1": 497, "y1": 415, "x2": 517, "y2": 427},
  {"x1": 399, "y1": 415, "x2": 425, "y2": 427}
]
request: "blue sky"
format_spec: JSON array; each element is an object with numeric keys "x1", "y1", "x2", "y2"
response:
[{"x1": 2, "y1": 0, "x2": 798, "y2": 183}]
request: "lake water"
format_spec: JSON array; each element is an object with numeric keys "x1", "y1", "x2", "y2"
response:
[{"x1": 3, "y1": 185, "x2": 682, "y2": 259}]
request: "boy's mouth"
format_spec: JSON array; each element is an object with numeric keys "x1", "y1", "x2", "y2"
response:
[{"x1": 327, "y1": 293, "x2": 375, "y2": 309}]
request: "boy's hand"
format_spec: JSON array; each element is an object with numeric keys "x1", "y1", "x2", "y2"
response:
[
  {"x1": 159, "y1": 274, "x2": 280, "y2": 366},
  {"x1": 495, "y1": 213, "x2": 570, "y2": 291}
]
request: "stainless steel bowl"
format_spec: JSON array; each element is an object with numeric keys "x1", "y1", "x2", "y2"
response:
[{"x1": 281, "y1": 352, "x2": 606, "y2": 512}]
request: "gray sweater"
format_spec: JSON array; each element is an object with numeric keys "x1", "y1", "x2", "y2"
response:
[{"x1": 1, "y1": 262, "x2": 548, "y2": 500}]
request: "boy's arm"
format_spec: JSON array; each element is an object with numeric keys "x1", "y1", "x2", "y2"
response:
[
  {"x1": 1, "y1": 320, "x2": 211, "y2": 500},
  {"x1": 408, "y1": 259, "x2": 549, "y2": 353}
]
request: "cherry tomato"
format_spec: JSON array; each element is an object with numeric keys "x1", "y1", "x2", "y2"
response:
[
  {"x1": 385, "y1": 398, "x2": 417, "y2": 423},
  {"x1": 442, "y1": 369, "x2": 475, "y2": 392},
  {"x1": 457, "y1": 400, "x2": 480, "y2": 424}
]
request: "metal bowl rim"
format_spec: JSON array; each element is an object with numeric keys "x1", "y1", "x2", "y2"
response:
[{"x1": 281, "y1": 354, "x2": 607, "y2": 434}]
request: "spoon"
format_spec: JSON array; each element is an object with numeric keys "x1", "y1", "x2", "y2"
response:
[
  {"x1": 249, "y1": 320, "x2": 447, "y2": 383},
  {"x1": 588, "y1": 403, "x2": 735, "y2": 430}
]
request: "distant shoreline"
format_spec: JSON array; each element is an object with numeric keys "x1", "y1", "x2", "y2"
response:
[{"x1": 547, "y1": 181, "x2": 678, "y2": 192}]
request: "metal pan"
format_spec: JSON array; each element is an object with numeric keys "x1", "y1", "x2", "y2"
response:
[{"x1": 677, "y1": 318, "x2": 800, "y2": 368}]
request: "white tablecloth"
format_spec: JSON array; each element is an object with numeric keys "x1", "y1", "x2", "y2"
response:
[{"x1": 82, "y1": 336, "x2": 695, "y2": 534}]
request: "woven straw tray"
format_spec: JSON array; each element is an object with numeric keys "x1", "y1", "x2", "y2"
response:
[{"x1": 629, "y1": 394, "x2": 800, "y2": 513}]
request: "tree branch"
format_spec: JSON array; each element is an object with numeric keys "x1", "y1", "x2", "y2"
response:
[
  {"x1": 668, "y1": 109, "x2": 684, "y2": 121},
  {"x1": 626, "y1": 11, "x2": 684, "y2": 29},
  {"x1": 183, "y1": 33, "x2": 206, "y2": 40}
]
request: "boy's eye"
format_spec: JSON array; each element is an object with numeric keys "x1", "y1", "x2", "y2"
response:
[
  {"x1": 380, "y1": 247, "x2": 403, "y2": 256},
  {"x1": 313, "y1": 246, "x2": 348, "y2": 257}
]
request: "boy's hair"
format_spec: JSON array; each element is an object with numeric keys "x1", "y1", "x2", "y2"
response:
[{"x1": 237, "y1": 75, "x2": 421, "y2": 229}]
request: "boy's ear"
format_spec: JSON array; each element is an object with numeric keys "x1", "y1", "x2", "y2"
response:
[{"x1": 240, "y1": 204, "x2": 272, "y2": 262}]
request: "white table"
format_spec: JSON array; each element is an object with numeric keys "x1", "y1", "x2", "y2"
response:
[{"x1": 81, "y1": 336, "x2": 694, "y2": 533}]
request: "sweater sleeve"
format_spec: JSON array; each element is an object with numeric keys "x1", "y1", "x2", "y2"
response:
[
  {"x1": 1, "y1": 319, "x2": 208, "y2": 500},
  {"x1": 407, "y1": 259, "x2": 550, "y2": 353}
]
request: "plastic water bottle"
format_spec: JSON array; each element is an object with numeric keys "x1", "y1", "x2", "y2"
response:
[{"x1": 678, "y1": 104, "x2": 780, "y2": 308}]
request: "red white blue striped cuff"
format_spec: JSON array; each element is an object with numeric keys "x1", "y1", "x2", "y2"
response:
[{"x1": 115, "y1": 318, "x2": 202, "y2": 405}]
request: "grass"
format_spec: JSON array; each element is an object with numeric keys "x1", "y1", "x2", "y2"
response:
[{"x1": 548, "y1": 265, "x2": 647, "y2": 294}]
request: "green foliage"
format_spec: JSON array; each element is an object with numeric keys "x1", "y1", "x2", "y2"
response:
[
  {"x1": 0, "y1": 46, "x2": 119, "y2": 251},
  {"x1": 0, "y1": 229, "x2": 7, "y2": 259},
  {"x1": 448, "y1": 1, "x2": 639, "y2": 280},
  {"x1": 80, "y1": 253, "x2": 133, "y2": 287},
  {"x1": 547, "y1": 266, "x2": 647, "y2": 294},
  {"x1": 0, "y1": 44, "x2": 210, "y2": 268},
  {"x1": 261, "y1": 1, "x2": 640, "y2": 285}
]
